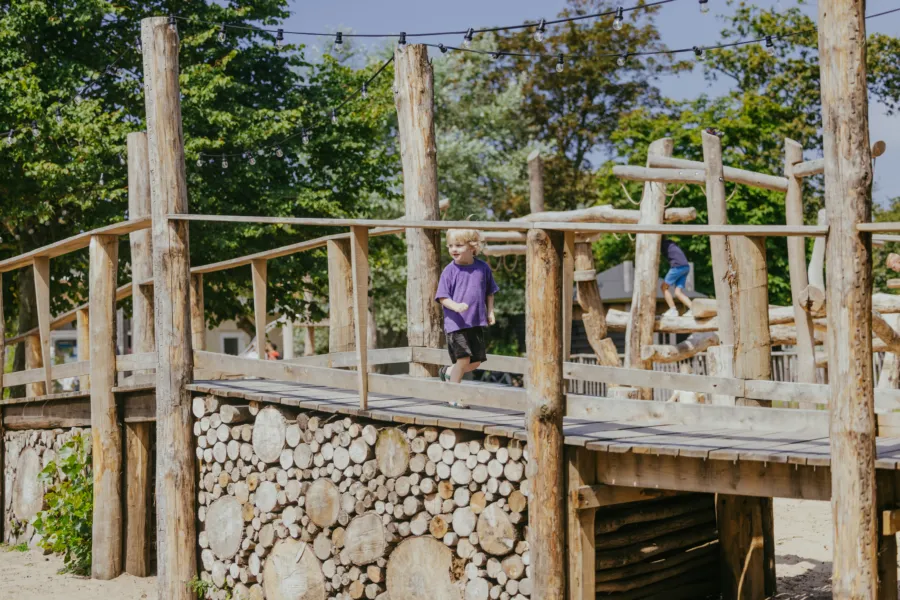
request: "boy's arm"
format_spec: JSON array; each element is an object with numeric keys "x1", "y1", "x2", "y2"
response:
[
  {"x1": 439, "y1": 297, "x2": 469, "y2": 313},
  {"x1": 486, "y1": 294, "x2": 495, "y2": 325}
]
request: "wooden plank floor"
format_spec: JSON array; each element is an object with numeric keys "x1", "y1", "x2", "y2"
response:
[{"x1": 187, "y1": 378, "x2": 900, "y2": 471}]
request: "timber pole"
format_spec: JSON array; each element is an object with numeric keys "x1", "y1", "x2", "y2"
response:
[
  {"x1": 525, "y1": 228, "x2": 566, "y2": 598},
  {"x1": 142, "y1": 16, "x2": 196, "y2": 600},
  {"x1": 251, "y1": 260, "x2": 267, "y2": 359},
  {"x1": 190, "y1": 274, "x2": 205, "y2": 351},
  {"x1": 88, "y1": 234, "x2": 123, "y2": 579},
  {"x1": 77, "y1": 308, "x2": 90, "y2": 390},
  {"x1": 394, "y1": 44, "x2": 442, "y2": 377},
  {"x1": 327, "y1": 239, "x2": 355, "y2": 353},
  {"x1": 125, "y1": 131, "x2": 153, "y2": 576},
  {"x1": 624, "y1": 138, "x2": 673, "y2": 399},
  {"x1": 528, "y1": 149, "x2": 545, "y2": 214},
  {"x1": 784, "y1": 139, "x2": 817, "y2": 388},
  {"x1": 817, "y1": 0, "x2": 878, "y2": 596}
]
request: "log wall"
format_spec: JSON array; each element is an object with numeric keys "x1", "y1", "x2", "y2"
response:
[{"x1": 193, "y1": 395, "x2": 532, "y2": 600}]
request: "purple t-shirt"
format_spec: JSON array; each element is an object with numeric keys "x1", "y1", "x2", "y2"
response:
[{"x1": 435, "y1": 259, "x2": 500, "y2": 333}]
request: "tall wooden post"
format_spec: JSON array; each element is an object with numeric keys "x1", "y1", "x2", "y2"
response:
[
  {"x1": 566, "y1": 446, "x2": 596, "y2": 600},
  {"x1": 562, "y1": 232, "x2": 575, "y2": 360},
  {"x1": 142, "y1": 16, "x2": 196, "y2": 600},
  {"x1": 394, "y1": 44, "x2": 442, "y2": 377},
  {"x1": 704, "y1": 131, "x2": 776, "y2": 599},
  {"x1": 528, "y1": 149, "x2": 545, "y2": 214},
  {"x1": 327, "y1": 239, "x2": 355, "y2": 353},
  {"x1": 624, "y1": 138, "x2": 673, "y2": 399},
  {"x1": 77, "y1": 308, "x2": 90, "y2": 390},
  {"x1": 251, "y1": 260, "x2": 267, "y2": 359},
  {"x1": 125, "y1": 131, "x2": 153, "y2": 577},
  {"x1": 24, "y1": 334, "x2": 44, "y2": 397},
  {"x1": 350, "y1": 226, "x2": 369, "y2": 407},
  {"x1": 190, "y1": 274, "x2": 205, "y2": 351},
  {"x1": 818, "y1": 0, "x2": 877, "y2": 596},
  {"x1": 33, "y1": 257, "x2": 51, "y2": 393},
  {"x1": 784, "y1": 139, "x2": 817, "y2": 388},
  {"x1": 89, "y1": 234, "x2": 122, "y2": 579},
  {"x1": 525, "y1": 228, "x2": 566, "y2": 598},
  {"x1": 282, "y1": 320, "x2": 294, "y2": 360},
  {"x1": 0, "y1": 273, "x2": 4, "y2": 542}
]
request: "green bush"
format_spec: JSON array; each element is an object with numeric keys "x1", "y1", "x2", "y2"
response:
[{"x1": 32, "y1": 434, "x2": 93, "y2": 575}]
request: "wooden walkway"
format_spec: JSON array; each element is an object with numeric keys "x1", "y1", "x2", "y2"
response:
[{"x1": 188, "y1": 378, "x2": 900, "y2": 503}]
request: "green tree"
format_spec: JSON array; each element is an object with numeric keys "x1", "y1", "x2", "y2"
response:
[{"x1": 596, "y1": 3, "x2": 900, "y2": 304}]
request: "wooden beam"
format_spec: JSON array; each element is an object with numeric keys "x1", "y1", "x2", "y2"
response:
[
  {"x1": 625, "y1": 138, "x2": 672, "y2": 398},
  {"x1": 646, "y1": 154, "x2": 790, "y2": 192},
  {"x1": 792, "y1": 158, "x2": 825, "y2": 178},
  {"x1": 528, "y1": 149, "x2": 545, "y2": 214},
  {"x1": 128, "y1": 131, "x2": 155, "y2": 369},
  {"x1": 349, "y1": 226, "x2": 369, "y2": 409},
  {"x1": 878, "y1": 313, "x2": 900, "y2": 390},
  {"x1": 516, "y1": 204, "x2": 696, "y2": 224},
  {"x1": 124, "y1": 420, "x2": 151, "y2": 576},
  {"x1": 395, "y1": 44, "x2": 443, "y2": 379},
  {"x1": 562, "y1": 232, "x2": 575, "y2": 361},
  {"x1": 819, "y1": 0, "x2": 878, "y2": 595},
  {"x1": 613, "y1": 165, "x2": 705, "y2": 185},
  {"x1": 482, "y1": 244, "x2": 527, "y2": 256},
  {"x1": 881, "y1": 508, "x2": 900, "y2": 536},
  {"x1": 327, "y1": 239, "x2": 355, "y2": 353},
  {"x1": 529, "y1": 222, "x2": 826, "y2": 237},
  {"x1": 525, "y1": 228, "x2": 566, "y2": 598},
  {"x1": 33, "y1": 256, "x2": 52, "y2": 393},
  {"x1": 77, "y1": 308, "x2": 90, "y2": 391},
  {"x1": 572, "y1": 484, "x2": 680, "y2": 510},
  {"x1": 25, "y1": 333, "x2": 44, "y2": 397},
  {"x1": 142, "y1": 15, "x2": 196, "y2": 600},
  {"x1": 784, "y1": 139, "x2": 817, "y2": 387},
  {"x1": 566, "y1": 447, "x2": 596, "y2": 600},
  {"x1": 574, "y1": 243, "x2": 618, "y2": 367},
  {"x1": 190, "y1": 273, "x2": 205, "y2": 351},
  {"x1": 251, "y1": 259, "x2": 267, "y2": 359},
  {"x1": 89, "y1": 234, "x2": 123, "y2": 579},
  {"x1": 703, "y1": 131, "x2": 734, "y2": 349},
  {"x1": 0, "y1": 272, "x2": 4, "y2": 542}
]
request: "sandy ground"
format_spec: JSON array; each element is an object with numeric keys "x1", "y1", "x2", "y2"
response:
[{"x1": 0, "y1": 497, "x2": 892, "y2": 599}]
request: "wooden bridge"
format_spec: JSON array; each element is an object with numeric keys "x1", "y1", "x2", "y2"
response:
[{"x1": 0, "y1": 7, "x2": 896, "y2": 600}]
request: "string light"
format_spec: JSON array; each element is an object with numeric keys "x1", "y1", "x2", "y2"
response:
[
  {"x1": 119, "y1": 154, "x2": 125, "y2": 166},
  {"x1": 765, "y1": 35, "x2": 775, "y2": 54},
  {"x1": 6, "y1": 131, "x2": 13, "y2": 145},
  {"x1": 31, "y1": 121, "x2": 39, "y2": 137},
  {"x1": 197, "y1": 158, "x2": 203, "y2": 167},
  {"x1": 463, "y1": 27, "x2": 474, "y2": 48},
  {"x1": 362, "y1": 82, "x2": 368, "y2": 99},
  {"x1": 617, "y1": 54, "x2": 627, "y2": 66},
  {"x1": 247, "y1": 153, "x2": 256, "y2": 165},
  {"x1": 135, "y1": 36, "x2": 142, "y2": 54},
  {"x1": 218, "y1": 23, "x2": 226, "y2": 42},
  {"x1": 438, "y1": 43, "x2": 448, "y2": 53},
  {"x1": 56, "y1": 108, "x2": 62, "y2": 125},
  {"x1": 534, "y1": 19, "x2": 546, "y2": 42},
  {"x1": 302, "y1": 129, "x2": 310, "y2": 145},
  {"x1": 556, "y1": 53, "x2": 565, "y2": 72},
  {"x1": 333, "y1": 31, "x2": 343, "y2": 52},
  {"x1": 222, "y1": 157, "x2": 228, "y2": 169},
  {"x1": 331, "y1": 109, "x2": 338, "y2": 125},
  {"x1": 699, "y1": 0, "x2": 710, "y2": 13},
  {"x1": 258, "y1": 149, "x2": 265, "y2": 156},
  {"x1": 693, "y1": 45, "x2": 704, "y2": 58},
  {"x1": 275, "y1": 147, "x2": 284, "y2": 158},
  {"x1": 491, "y1": 51, "x2": 501, "y2": 59},
  {"x1": 168, "y1": 16, "x2": 177, "y2": 32},
  {"x1": 398, "y1": 32, "x2": 407, "y2": 49},
  {"x1": 613, "y1": 7, "x2": 625, "y2": 31},
  {"x1": 99, "y1": 173, "x2": 105, "y2": 185},
  {"x1": 276, "y1": 29, "x2": 284, "y2": 49}
]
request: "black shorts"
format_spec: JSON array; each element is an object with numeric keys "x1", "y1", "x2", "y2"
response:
[{"x1": 447, "y1": 327, "x2": 487, "y2": 364}]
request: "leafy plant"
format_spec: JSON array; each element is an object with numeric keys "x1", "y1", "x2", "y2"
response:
[
  {"x1": 32, "y1": 434, "x2": 93, "y2": 575},
  {"x1": 188, "y1": 576, "x2": 213, "y2": 599},
  {"x1": 12, "y1": 542, "x2": 28, "y2": 552}
]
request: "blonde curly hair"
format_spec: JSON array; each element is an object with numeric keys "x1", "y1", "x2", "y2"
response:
[{"x1": 446, "y1": 229, "x2": 485, "y2": 255}]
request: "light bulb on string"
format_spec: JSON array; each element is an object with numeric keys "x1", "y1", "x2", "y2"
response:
[
  {"x1": 168, "y1": 16, "x2": 177, "y2": 33},
  {"x1": 56, "y1": 108, "x2": 62, "y2": 125},
  {"x1": 765, "y1": 35, "x2": 776, "y2": 55},
  {"x1": 556, "y1": 53, "x2": 565, "y2": 73},
  {"x1": 613, "y1": 7, "x2": 624, "y2": 31},
  {"x1": 218, "y1": 23, "x2": 226, "y2": 42},
  {"x1": 333, "y1": 32, "x2": 343, "y2": 52},
  {"x1": 331, "y1": 110, "x2": 338, "y2": 125},
  {"x1": 6, "y1": 130, "x2": 13, "y2": 145},
  {"x1": 222, "y1": 157, "x2": 228, "y2": 169},
  {"x1": 31, "y1": 121, "x2": 39, "y2": 137},
  {"x1": 247, "y1": 153, "x2": 256, "y2": 165},
  {"x1": 617, "y1": 54, "x2": 627, "y2": 67},
  {"x1": 463, "y1": 27, "x2": 474, "y2": 48},
  {"x1": 438, "y1": 43, "x2": 448, "y2": 54},
  {"x1": 275, "y1": 147, "x2": 284, "y2": 158},
  {"x1": 197, "y1": 158, "x2": 203, "y2": 167},
  {"x1": 276, "y1": 29, "x2": 284, "y2": 50},
  {"x1": 119, "y1": 154, "x2": 125, "y2": 166},
  {"x1": 362, "y1": 82, "x2": 368, "y2": 100},
  {"x1": 398, "y1": 32, "x2": 407, "y2": 49},
  {"x1": 135, "y1": 36, "x2": 142, "y2": 54},
  {"x1": 75, "y1": 94, "x2": 83, "y2": 104},
  {"x1": 699, "y1": 0, "x2": 709, "y2": 13},
  {"x1": 99, "y1": 173, "x2": 104, "y2": 186},
  {"x1": 693, "y1": 45, "x2": 704, "y2": 58},
  {"x1": 491, "y1": 51, "x2": 500, "y2": 60},
  {"x1": 534, "y1": 19, "x2": 546, "y2": 43}
]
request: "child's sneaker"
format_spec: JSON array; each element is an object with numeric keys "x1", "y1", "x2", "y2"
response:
[
  {"x1": 439, "y1": 366, "x2": 449, "y2": 382},
  {"x1": 449, "y1": 400, "x2": 469, "y2": 409},
  {"x1": 682, "y1": 309, "x2": 693, "y2": 318},
  {"x1": 663, "y1": 307, "x2": 679, "y2": 317}
]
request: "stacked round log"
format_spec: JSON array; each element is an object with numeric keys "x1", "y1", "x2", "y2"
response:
[
  {"x1": 193, "y1": 396, "x2": 533, "y2": 600},
  {"x1": 3, "y1": 427, "x2": 89, "y2": 545},
  {"x1": 594, "y1": 493, "x2": 720, "y2": 599}
]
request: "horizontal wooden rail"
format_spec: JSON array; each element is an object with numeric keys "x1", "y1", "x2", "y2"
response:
[
  {"x1": 791, "y1": 158, "x2": 825, "y2": 178},
  {"x1": 116, "y1": 352, "x2": 157, "y2": 372},
  {"x1": 411, "y1": 346, "x2": 527, "y2": 374},
  {"x1": 168, "y1": 214, "x2": 533, "y2": 231},
  {"x1": 874, "y1": 234, "x2": 900, "y2": 244},
  {"x1": 613, "y1": 165, "x2": 706, "y2": 185},
  {"x1": 531, "y1": 222, "x2": 827, "y2": 237},
  {"x1": 645, "y1": 156, "x2": 789, "y2": 192},
  {"x1": 0, "y1": 217, "x2": 151, "y2": 274},
  {"x1": 859, "y1": 223, "x2": 900, "y2": 233},
  {"x1": 287, "y1": 347, "x2": 412, "y2": 368}
]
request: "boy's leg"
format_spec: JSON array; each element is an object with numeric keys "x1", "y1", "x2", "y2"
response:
[
  {"x1": 661, "y1": 282, "x2": 677, "y2": 311},
  {"x1": 462, "y1": 361, "x2": 482, "y2": 374},
  {"x1": 674, "y1": 287, "x2": 693, "y2": 310},
  {"x1": 450, "y1": 356, "x2": 471, "y2": 384}
]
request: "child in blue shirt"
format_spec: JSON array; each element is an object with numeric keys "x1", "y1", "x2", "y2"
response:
[{"x1": 661, "y1": 238, "x2": 692, "y2": 317}]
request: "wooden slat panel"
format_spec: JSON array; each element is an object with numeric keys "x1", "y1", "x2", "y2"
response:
[
  {"x1": 116, "y1": 352, "x2": 158, "y2": 372},
  {"x1": 4, "y1": 367, "x2": 46, "y2": 388},
  {"x1": 367, "y1": 373, "x2": 527, "y2": 412},
  {"x1": 193, "y1": 350, "x2": 358, "y2": 390}
]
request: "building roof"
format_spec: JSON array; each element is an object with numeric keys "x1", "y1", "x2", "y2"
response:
[{"x1": 595, "y1": 261, "x2": 707, "y2": 304}]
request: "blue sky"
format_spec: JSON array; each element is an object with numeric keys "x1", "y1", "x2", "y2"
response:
[{"x1": 279, "y1": 0, "x2": 900, "y2": 205}]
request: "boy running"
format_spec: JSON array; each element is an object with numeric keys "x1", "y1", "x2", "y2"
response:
[
  {"x1": 435, "y1": 229, "x2": 499, "y2": 406},
  {"x1": 661, "y1": 237, "x2": 693, "y2": 317}
]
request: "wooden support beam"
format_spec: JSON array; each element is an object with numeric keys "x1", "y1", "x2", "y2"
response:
[
  {"x1": 282, "y1": 319, "x2": 295, "y2": 359},
  {"x1": 566, "y1": 447, "x2": 596, "y2": 600},
  {"x1": 0, "y1": 272, "x2": 4, "y2": 542},
  {"x1": 876, "y1": 471, "x2": 900, "y2": 599},
  {"x1": 516, "y1": 204, "x2": 696, "y2": 224},
  {"x1": 800, "y1": 209, "x2": 828, "y2": 316},
  {"x1": 562, "y1": 232, "x2": 575, "y2": 360},
  {"x1": 482, "y1": 244, "x2": 527, "y2": 256},
  {"x1": 129, "y1": 131, "x2": 155, "y2": 365},
  {"x1": 395, "y1": 43, "x2": 442, "y2": 378},
  {"x1": 574, "y1": 242, "x2": 618, "y2": 366},
  {"x1": 784, "y1": 139, "x2": 817, "y2": 387},
  {"x1": 625, "y1": 138, "x2": 672, "y2": 399},
  {"x1": 142, "y1": 15, "x2": 197, "y2": 600},
  {"x1": 25, "y1": 334, "x2": 44, "y2": 397},
  {"x1": 818, "y1": 0, "x2": 878, "y2": 594},
  {"x1": 528, "y1": 149, "x2": 545, "y2": 214},
  {"x1": 703, "y1": 131, "x2": 734, "y2": 349},
  {"x1": 349, "y1": 226, "x2": 369, "y2": 409},
  {"x1": 878, "y1": 313, "x2": 900, "y2": 390},
  {"x1": 190, "y1": 273, "x2": 205, "y2": 351},
  {"x1": 641, "y1": 332, "x2": 719, "y2": 364},
  {"x1": 33, "y1": 256, "x2": 52, "y2": 393},
  {"x1": 124, "y1": 419, "x2": 151, "y2": 577},
  {"x1": 613, "y1": 165, "x2": 705, "y2": 186},
  {"x1": 251, "y1": 259, "x2": 267, "y2": 359},
  {"x1": 304, "y1": 326, "x2": 315, "y2": 356},
  {"x1": 572, "y1": 484, "x2": 680, "y2": 510},
  {"x1": 646, "y1": 154, "x2": 790, "y2": 192},
  {"x1": 77, "y1": 308, "x2": 90, "y2": 391},
  {"x1": 792, "y1": 158, "x2": 825, "y2": 178},
  {"x1": 526, "y1": 228, "x2": 566, "y2": 598},
  {"x1": 327, "y1": 239, "x2": 355, "y2": 353},
  {"x1": 89, "y1": 234, "x2": 123, "y2": 579}
]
